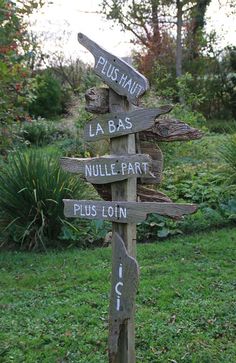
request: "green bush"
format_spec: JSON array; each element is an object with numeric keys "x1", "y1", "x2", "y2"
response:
[
  {"x1": 137, "y1": 158, "x2": 235, "y2": 241},
  {"x1": 29, "y1": 72, "x2": 63, "y2": 118},
  {"x1": 0, "y1": 150, "x2": 88, "y2": 250},
  {"x1": 162, "y1": 167, "x2": 224, "y2": 207},
  {"x1": 21, "y1": 119, "x2": 68, "y2": 146}
]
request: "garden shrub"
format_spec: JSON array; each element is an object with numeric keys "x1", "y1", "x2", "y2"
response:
[
  {"x1": 21, "y1": 119, "x2": 68, "y2": 146},
  {"x1": 0, "y1": 150, "x2": 89, "y2": 250},
  {"x1": 29, "y1": 72, "x2": 63, "y2": 118},
  {"x1": 137, "y1": 159, "x2": 235, "y2": 242}
]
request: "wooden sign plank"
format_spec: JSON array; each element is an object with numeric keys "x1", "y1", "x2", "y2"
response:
[
  {"x1": 60, "y1": 154, "x2": 154, "y2": 184},
  {"x1": 84, "y1": 107, "x2": 172, "y2": 142},
  {"x1": 109, "y1": 233, "x2": 139, "y2": 359},
  {"x1": 78, "y1": 33, "x2": 149, "y2": 104},
  {"x1": 63, "y1": 200, "x2": 197, "y2": 222}
]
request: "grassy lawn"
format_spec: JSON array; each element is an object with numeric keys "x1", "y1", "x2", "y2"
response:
[{"x1": 0, "y1": 227, "x2": 236, "y2": 363}]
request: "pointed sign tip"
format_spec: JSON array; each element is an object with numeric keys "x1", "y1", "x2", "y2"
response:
[
  {"x1": 77, "y1": 33, "x2": 149, "y2": 104},
  {"x1": 77, "y1": 32, "x2": 83, "y2": 42}
]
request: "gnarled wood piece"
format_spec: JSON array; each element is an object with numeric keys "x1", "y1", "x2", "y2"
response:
[
  {"x1": 139, "y1": 117, "x2": 203, "y2": 142},
  {"x1": 85, "y1": 87, "x2": 109, "y2": 114},
  {"x1": 139, "y1": 141, "x2": 163, "y2": 184},
  {"x1": 93, "y1": 184, "x2": 172, "y2": 203},
  {"x1": 78, "y1": 33, "x2": 149, "y2": 104},
  {"x1": 63, "y1": 200, "x2": 197, "y2": 222},
  {"x1": 109, "y1": 233, "x2": 139, "y2": 361},
  {"x1": 137, "y1": 185, "x2": 172, "y2": 203}
]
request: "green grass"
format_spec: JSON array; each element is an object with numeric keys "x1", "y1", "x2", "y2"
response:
[{"x1": 0, "y1": 228, "x2": 236, "y2": 363}]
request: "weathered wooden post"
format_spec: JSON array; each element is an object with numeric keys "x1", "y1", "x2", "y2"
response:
[{"x1": 61, "y1": 33, "x2": 202, "y2": 363}]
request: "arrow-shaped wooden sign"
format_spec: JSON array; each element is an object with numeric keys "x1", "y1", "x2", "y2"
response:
[
  {"x1": 109, "y1": 233, "x2": 139, "y2": 359},
  {"x1": 60, "y1": 154, "x2": 154, "y2": 184},
  {"x1": 78, "y1": 33, "x2": 149, "y2": 104},
  {"x1": 84, "y1": 106, "x2": 172, "y2": 142},
  {"x1": 63, "y1": 200, "x2": 197, "y2": 222}
]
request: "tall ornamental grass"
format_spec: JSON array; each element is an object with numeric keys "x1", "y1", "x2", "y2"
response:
[
  {"x1": 0, "y1": 150, "x2": 87, "y2": 250},
  {"x1": 220, "y1": 132, "x2": 236, "y2": 187}
]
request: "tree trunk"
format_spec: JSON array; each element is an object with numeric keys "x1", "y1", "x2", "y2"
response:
[
  {"x1": 176, "y1": 0, "x2": 184, "y2": 104},
  {"x1": 176, "y1": 0, "x2": 183, "y2": 79}
]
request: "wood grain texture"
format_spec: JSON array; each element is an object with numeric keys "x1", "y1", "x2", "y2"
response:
[
  {"x1": 139, "y1": 141, "x2": 163, "y2": 184},
  {"x1": 84, "y1": 106, "x2": 172, "y2": 141},
  {"x1": 109, "y1": 233, "x2": 139, "y2": 360},
  {"x1": 93, "y1": 184, "x2": 172, "y2": 203},
  {"x1": 78, "y1": 33, "x2": 149, "y2": 105},
  {"x1": 60, "y1": 154, "x2": 154, "y2": 184},
  {"x1": 136, "y1": 186, "x2": 172, "y2": 203},
  {"x1": 63, "y1": 200, "x2": 197, "y2": 222},
  {"x1": 109, "y1": 89, "x2": 137, "y2": 363},
  {"x1": 85, "y1": 87, "x2": 109, "y2": 114},
  {"x1": 139, "y1": 117, "x2": 203, "y2": 142}
]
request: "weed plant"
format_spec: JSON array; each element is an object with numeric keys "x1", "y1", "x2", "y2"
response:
[{"x1": 0, "y1": 150, "x2": 88, "y2": 250}]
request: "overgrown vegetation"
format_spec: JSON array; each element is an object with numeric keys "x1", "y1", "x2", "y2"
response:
[
  {"x1": 20, "y1": 119, "x2": 69, "y2": 147},
  {"x1": 28, "y1": 72, "x2": 64, "y2": 119},
  {"x1": 0, "y1": 0, "x2": 45, "y2": 151}
]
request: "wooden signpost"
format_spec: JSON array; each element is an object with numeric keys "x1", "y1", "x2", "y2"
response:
[{"x1": 60, "y1": 33, "x2": 202, "y2": 363}]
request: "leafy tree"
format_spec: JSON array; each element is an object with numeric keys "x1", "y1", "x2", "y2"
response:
[
  {"x1": 202, "y1": 46, "x2": 236, "y2": 119},
  {"x1": 184, "y1": 0, "x2": 211, "y2": 60},
  {"x1": 29, "y1": 71, "x2": 63, "y2": 119},
  {"x1": 48, "y1": 53, "x2": 100, "y2": 94},
  {"x1": 101, "y1": 0, "x2": 212, "y2": 80},
  {"x1": 0, "y1": 0, "x2": 45, "y2": 152}
]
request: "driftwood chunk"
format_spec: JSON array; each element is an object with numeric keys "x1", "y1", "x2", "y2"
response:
[
  {"x1": 139, "y1": 117, "x2": 203, "y2": 142},
  {"x1": 93, "y1": 184, "x2": 172, "y2": 203},
  {"x1": 137, "y1": 186, "x2": 172, "y2": 203},
  {"x1": 85, "y1": 87, "x2": 109, "y2": 114},
  {"x1": 139, "y1": 141, "x2": 163, "y2": 184}
]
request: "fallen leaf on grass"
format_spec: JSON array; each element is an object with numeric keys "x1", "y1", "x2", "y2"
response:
[{"x1": 168, "y1": 314, "x2": 177, "y2": 324}]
